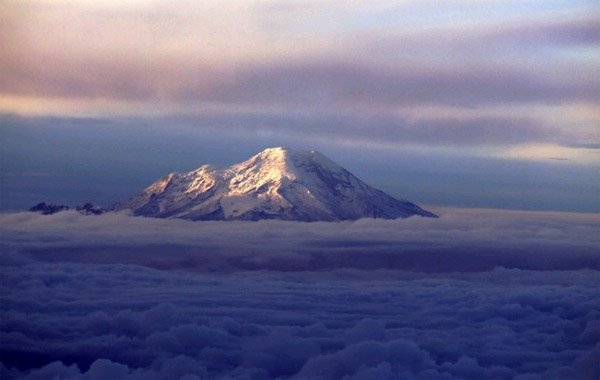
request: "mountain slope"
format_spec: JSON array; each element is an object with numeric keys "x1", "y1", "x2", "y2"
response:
[{"x1": 116, "y1": 147, "x2": 437, "y2": 221}]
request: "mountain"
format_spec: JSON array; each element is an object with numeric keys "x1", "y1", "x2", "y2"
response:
[
  {"x1": 116, "y1": 147, "x2": 437, "y2": 221},
  {"x1": 29, "y1": 202, "x2": 106, "y2": 215},
  {"x1": 75, "y1": 203, "x2": 107, "y2": 215},
  {"x1": 29, "y1": 202, "x2": 70, "y2": 215}
]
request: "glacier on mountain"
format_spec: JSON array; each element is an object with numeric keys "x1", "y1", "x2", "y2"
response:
[{"x1": 116, "y1": 147, "x2": 436, "y2": 221}]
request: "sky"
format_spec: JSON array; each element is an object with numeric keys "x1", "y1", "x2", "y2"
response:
[{"x1": 1, "y1": 0, "x2": 599, "y2": 212}]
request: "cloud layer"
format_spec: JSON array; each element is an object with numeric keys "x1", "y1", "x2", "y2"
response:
[
  {"x1": 1, "y1": 0, "x2": 599, "y2": 157},
  {"x1": 2, "y1": 2, "x2": 598, "y2": 107},
  {"x1": 1, "y1": 254, "x2": 598, "y2": 379},
  {"x1": 1, "y1": 209, "x2": 599, "y2": 378},
  {"x1": 1, "y1": 209, "x2": 599, "y2": 272}
]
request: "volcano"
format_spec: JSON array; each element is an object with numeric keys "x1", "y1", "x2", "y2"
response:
[{"x1": 116, "y1": 147, "x2": 437, "y2": 221}]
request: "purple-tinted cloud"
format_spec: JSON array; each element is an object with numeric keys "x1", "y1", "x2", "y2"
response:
[
  {"x1": 2, "y1": 57, "x2": 597, "y2": 108},
  {"x1": 1, "y1": 210, "x2": 598, "y2": 378},
  {"x1": 561, "y1": 142, "x2": 600, "y2": 150},
  {"x1": 0, "y1": 255, "x2": 598, "y2": 379},
  {"x1": 186, "y1": 111, "x2": 554, "y2": 146},
  {"x1": 199, "y1": 60, "x2": 599, "y2": 108},
  {"x1": 1, "y1": 209, "x2": 598, "y2": 273},
  {"x1": 367, "y1": 16, "x2": 600, "y2": 53},
  {"x1": 496, "y1": 17, "x2": 600, "y2": 46},
  {"x1": 1, "y1": 5, "x2": 598, "y2": 109}
]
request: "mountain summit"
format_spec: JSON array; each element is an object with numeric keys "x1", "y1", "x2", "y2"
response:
[{"x1": 116, "y1": 147, "x2": 437, "y2": 221}]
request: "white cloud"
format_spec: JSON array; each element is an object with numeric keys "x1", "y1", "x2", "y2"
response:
[{"x1": 1, "y1": 209, "x2": 598, "y2": 272}]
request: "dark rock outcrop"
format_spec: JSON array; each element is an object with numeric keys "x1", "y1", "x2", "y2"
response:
[
  {"x1": 75, "y1": 203, "x2": 107, "y2": 215},
  {"x1": 29, "y1": 202, "x2": 70, "y2": 215}
]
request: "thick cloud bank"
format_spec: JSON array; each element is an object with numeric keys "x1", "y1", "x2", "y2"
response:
[
  {"x1": 1, "y1": 209, "x2": 599, "y2": 379},
  {"x1": 1, "y1": 209, "x2": 599, "y2": 273}
]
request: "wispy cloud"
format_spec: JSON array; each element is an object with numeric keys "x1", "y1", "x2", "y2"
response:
[
  {"x1": 561, "y1": 142, "x2": 600, "y2": 150},
  {"x1": 1, "y1": 1, "x2": 598, "y2": 164},
  {"x1": 1, "y1": 1, "x2": 598, "y2": 108}
]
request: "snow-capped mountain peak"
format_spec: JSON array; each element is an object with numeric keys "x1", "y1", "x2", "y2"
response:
[
  {"x1": 229, "y1": 147, "x2": 299, "y2": 193},
  {"x1": 116, "y1": 147, "x2": 437, "y2": 221}
]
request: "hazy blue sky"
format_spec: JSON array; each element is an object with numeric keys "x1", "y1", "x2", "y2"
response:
[{"x1": 1, "y1": 0, "x2": 599, "y2": 212}]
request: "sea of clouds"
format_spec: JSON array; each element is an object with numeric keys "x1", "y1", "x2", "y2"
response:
[{"x1": 0, "y1": 209, "x2": 598, "y2": 379}]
